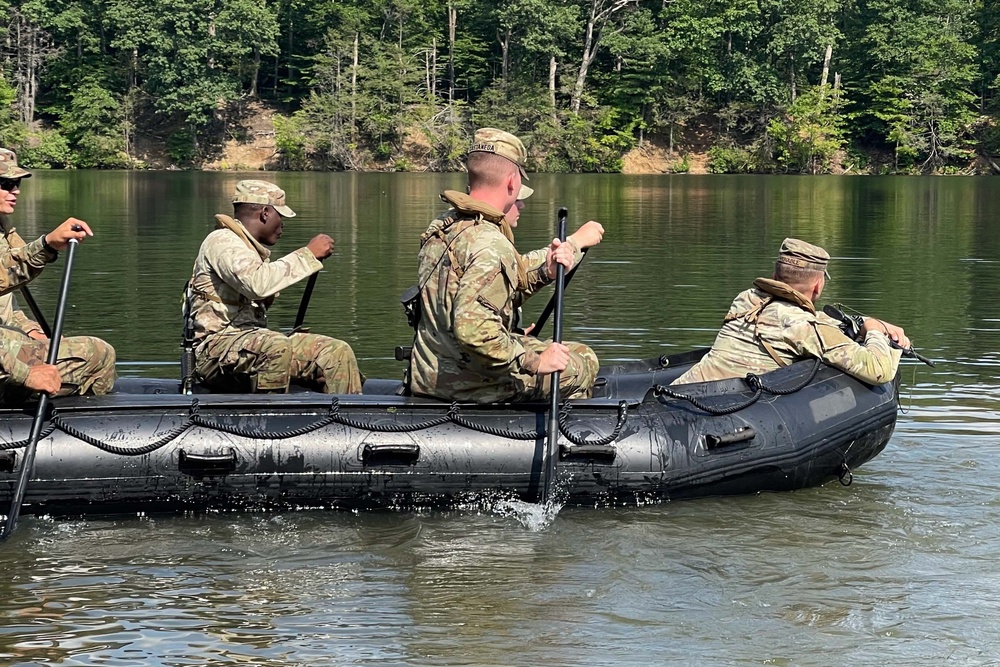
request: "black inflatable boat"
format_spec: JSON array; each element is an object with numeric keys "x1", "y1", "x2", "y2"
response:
[{"x1": 0, "y1": 348, "x2": 899, "y2": 518}]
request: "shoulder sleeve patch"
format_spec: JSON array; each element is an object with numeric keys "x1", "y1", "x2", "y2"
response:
[{"x1": 816, "y1": 320, "x2": 852, "y2": 351}]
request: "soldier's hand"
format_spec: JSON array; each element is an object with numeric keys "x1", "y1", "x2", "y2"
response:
[
  {"x1": 538, "y1": 342, "x2": 571, "y2": 375},
  {"x1": 25, "y1": 363, "x2": 62, "y2": 395},
  {"x1": 863, "y1": 318, "x2": 911, "y2": 349},
  {"x1": 545, "y1": 238, "x2": 576, "y2": 279},
  {"x1": 569, "y1": 221, "x2": 605, "y2": 249},
  {"x1": 26, "y1": 330, "x2": 47, "y2": 341},
  {"x1": 45, "y1": 218, "x2": 93, "y2": 251},
  {"x1": 307, "y1": 234, "x2": 335, "y2": 260}
]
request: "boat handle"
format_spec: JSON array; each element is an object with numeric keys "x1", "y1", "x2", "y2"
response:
[
  {"x1": 362, "y1": 444, "x2": 420, "y2": 467},
  {"x1": 178, "y1": 447, "x2": 238, "y2": 478},
  {"x1": 705, "y1": 426, "x2": 756, "y2": 450},
  {"x1": 559, "y1": 443, "x2": 617, "y2": 464},
  {"x1": 0, "y1": 451, "x2": 15, "y2": 474}
]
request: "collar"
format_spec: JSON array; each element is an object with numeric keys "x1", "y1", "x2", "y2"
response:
[
  {"x1": 440, "y1": 190, "x2": 506, "y2": 224},
  {"x1": 752, "y1": 277, "x2": 816, "y2": 314},
  {"x1": 215, "y1": 214, "x2": 271, "y2": 260}
]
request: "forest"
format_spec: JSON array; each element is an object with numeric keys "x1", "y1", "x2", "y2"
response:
[{"x1": 1, "y1": 0, "x2": 998, "y2": 174}]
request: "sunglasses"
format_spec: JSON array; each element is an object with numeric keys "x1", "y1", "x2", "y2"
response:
[{"x1": 0, "y1": 178, "x2": 22, "y2": 192}]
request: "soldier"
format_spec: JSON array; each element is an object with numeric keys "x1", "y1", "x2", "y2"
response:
[
  {"x1": 671, "y1": 238, "x2": 908, "y2": 386},
  {"x1": 409, "y1": 128, "x2": 605, "y2": 403},
  {"x1": 187, "y1": 179, "x2": 363, "y2": 394},
  {"x1": 0, "y1": 148, "x2": 117, "y2": 404}
]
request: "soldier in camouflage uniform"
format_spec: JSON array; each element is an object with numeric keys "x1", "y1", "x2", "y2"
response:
[
  {"x1": 187, "y1": 180, "x2": 363, "y2": 394},
  {"x1": 671, "y1": 238, "x2": 908, "y2": 386},
  {"x1": 0, "y1": 148, "x2": 117, "y2": 404},
  {"x1": 409, "y1": 128, "x2": 605, "y2": 403}
]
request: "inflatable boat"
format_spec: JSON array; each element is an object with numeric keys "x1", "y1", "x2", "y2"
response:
[{"x1": 0, "y1": 348, "x2": 899, "y2": 518}]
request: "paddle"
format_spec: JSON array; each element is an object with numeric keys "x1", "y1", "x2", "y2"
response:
[
  {"x1": 529, "y1": 247, "x2": 589, "y2": 339},
  {"x1": 293, "y1": 271, "x2": 319, "y2": 330},
  {"x1": 1, "y1": 237, "x2": 79, "y2": 541},
  {"x1": 541, "y1": 207, "x2": 568, "y2": 503},
  {"x1": 18, "y1": 285, "x2": 52, "y2": 338}
]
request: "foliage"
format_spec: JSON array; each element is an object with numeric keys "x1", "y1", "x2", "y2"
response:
[
  {"x1": 19, "y1": 128, "x2": 73, "y2": 168},
  {"x1": 0, "y1": 0, "x2": 995, "y2": 173},
  {"x1": 766, "y1": 85, "x2": 847, "y2": 174},
  {"x1": 707, "y1": 145, "x2": 755, "y2": 174},
  {"x1": 273, "y1": 114, "x2": 308, "y2": 170}
]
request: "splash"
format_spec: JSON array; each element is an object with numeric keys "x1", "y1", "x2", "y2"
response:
[{"x1": 492, "y1": 497, "x2": 565, "y2": 531}]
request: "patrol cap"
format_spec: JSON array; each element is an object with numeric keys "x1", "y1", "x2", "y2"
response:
[
  {"x1": 777, "y1": 238, "x2": 830, "y2": 279},
  {"x1": 469, "y1": 128, "x2": 529, "y2": 180},
  {"x1": 232, "y1": 179, "x2": 296, "y2": 218},
  {"x1": 518, "y1": 184, "x2": 534, "y2": 200},
  {"x1": 0, "y1": 148, "x2": 31, "y2": 180}
]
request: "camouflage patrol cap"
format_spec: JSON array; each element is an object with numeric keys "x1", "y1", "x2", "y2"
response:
[
  {"x1": 469, "y1": 128, "x2": 529, "y2": 180},
  {"x1": 0, "y1": 148, "x2": 31, "y2": 179},
  {"x1": 232, "y1": 180, "x2": 296, "y2": 218},
  {"x1": 777, "y1": 238, "x2": 831, "y2": 278},
  {"x1": 517, "y1": 184, "x2": 534, "y2": 200}
]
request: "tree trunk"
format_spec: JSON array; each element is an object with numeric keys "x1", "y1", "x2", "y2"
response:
[
  {"x1": 570, "y1": 0, "x2": 633, "y2": 115},
  {"x1": 286, "y1": 15, "x2": 294, "y2": 88},
  {"x1": 351, "y1": 32, "x2": 359, "y2": 139},
  {"x1": 432, "y1": 37, "x2": 437, "y2": 100},
  {"x1": 789, "y1": 56, "x2": 796, "y2": 102},
  {"x1": 570, "y1": 2, "x2": 598, "y2": 115},
  {"x1": 250, "y1": 45, "x2": 260, "y2": 97},
  {"x1": 425, "y1": 48, "x2": 431, "y2": 101},
  {"x1": 549, "y1": 55, "x2": 558, "y2": 122},
  {"x1": 208, "y1": 19, "x2": 216, "y2": 70},
  {"x1": 820, "y1": 44, "x2": 832, "y2": 90},
  {"x1": 448, "y1": 2, "x2": 457, "y2": 106},
  {"x1": 499, "y1": 28, "x2": 510, "y2": 92}
]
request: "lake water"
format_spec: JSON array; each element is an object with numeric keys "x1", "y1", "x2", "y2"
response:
[{"x1": 1, "y1": 172, "x2": 998, "y2": 665}]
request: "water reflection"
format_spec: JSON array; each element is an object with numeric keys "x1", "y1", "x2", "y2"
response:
[{"x1": 3, "y1": 173, "x2": 1000, "y2": 665}]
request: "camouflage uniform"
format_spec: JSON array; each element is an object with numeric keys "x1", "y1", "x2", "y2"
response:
[
  {"x1": 672, "y1": 239, "x2": 901, "y2": 386},
  {"x1": 188, "y1": 180, "x2": 362, "y2": 394},
  {"x1": 0, "y1": 201, "x2": 117, "y2": 403},
  {"x1": 409, "y1": 189, "x2": 598, "y2": 403}
]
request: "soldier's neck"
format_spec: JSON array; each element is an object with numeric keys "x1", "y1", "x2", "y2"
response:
[{"x1": 466, "y1": 188, "x2": 509, "y2": 216}]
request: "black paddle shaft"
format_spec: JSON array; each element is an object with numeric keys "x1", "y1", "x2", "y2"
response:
[
  {"x1": 2, "y1": 239, "x2": 78, "y2": 541},
  {"x1": 293, "y1": 271, "x2": 319, "y2": 330},
  {"x1": 18, "y1": 286, "x2": 52, "y2": 338},
  {"x1": 542, "y1": 208, "x2": 568, "y2": 503}
]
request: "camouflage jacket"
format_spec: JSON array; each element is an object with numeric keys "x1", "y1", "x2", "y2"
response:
[
  {"x1": 0, "y1": 225, "x2": 49, "y2": 384},
  {"x1": 0, "y1": 221, "x2": 55, "y2": 297},
  {"x1": 408, "y1": 190, "x2": 581, "y2": 401},
  {"x1": 187, "y1": 214, "x2": 322, "y2": 344},
  {"x1": 672, "y1": 278, "x2": 901, "y2": 386}
]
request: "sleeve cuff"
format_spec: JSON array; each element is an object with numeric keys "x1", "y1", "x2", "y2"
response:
[
  {"x1": 8, "y1": 357, "x2": 33, "y2": 385},
  {"x1": 297, "y1": 247, "x2": 323, "y2": 273},
  {"x1": 519, "y1": 348, "x2": 541, "y2": 375},
  {"x1": 39, "y1": 235, "x2": 59, "y2": 260}
]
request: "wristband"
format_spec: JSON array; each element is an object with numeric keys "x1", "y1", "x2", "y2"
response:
[{"x1": 40, "y1": 234, "x2": 58, "y2": 257}]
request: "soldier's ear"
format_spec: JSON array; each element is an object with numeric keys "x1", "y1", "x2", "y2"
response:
[{"x1": 506, "y1": 171, "x2": 517, "y2": 196}]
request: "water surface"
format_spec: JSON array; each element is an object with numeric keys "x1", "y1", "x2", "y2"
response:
[{"x1": 1, "y1": 172, "x2": 998, "y2": 665}]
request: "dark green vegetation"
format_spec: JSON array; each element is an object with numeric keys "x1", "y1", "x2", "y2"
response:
[{"x1": 2, "y1": 0, "x2": 1000, "y2": 174}]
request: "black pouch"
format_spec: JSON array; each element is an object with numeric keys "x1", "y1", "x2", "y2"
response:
[{"x1": 400, "y1": 284, "x2": 421, "y2": 330}]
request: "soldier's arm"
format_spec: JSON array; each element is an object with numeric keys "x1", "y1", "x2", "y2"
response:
[
  {"x1": 0, "y1": 293, "x2": 43, "y2": 335},
  {"x1": 452, "y1": 245, "x2": 540, "y2": 375},
  {"x1": 0, "y1": 336, "x2": 36, "y2": 386},
  {"x1": 0, "y1": 236, "x2": 57, "y2": 296},
  {"x1": 206, "y1": 235, "x2": 322, "y2": 300},
  {"x1": 518, "y1": 242, "x2": 584, "y2": 299},
  {"x1": 798, "y1": 320, "x2": 901, "y2": 385}
]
